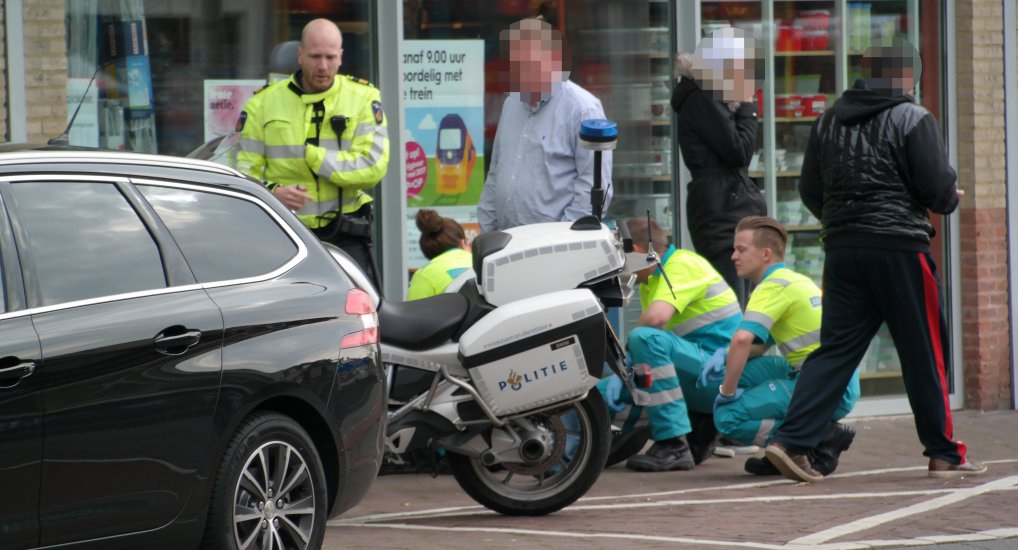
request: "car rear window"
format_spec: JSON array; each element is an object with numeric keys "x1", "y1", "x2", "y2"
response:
[
  {"x1": 138, "y1": 185, "x2": 298, "y2": 283},
  {"x1": 11, "y1": 181, "x2": 167, "y2": 306}
]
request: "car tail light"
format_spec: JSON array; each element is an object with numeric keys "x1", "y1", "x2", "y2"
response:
[{"x1": 341, "y1": 288, "x2": 378, "y2": 349}]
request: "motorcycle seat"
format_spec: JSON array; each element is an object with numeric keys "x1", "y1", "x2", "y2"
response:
[{"x1": 378, "y1": 293, "x2": 470, "y2": 350}]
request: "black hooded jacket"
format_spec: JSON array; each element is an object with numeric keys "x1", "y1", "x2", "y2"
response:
[
  {"x1": 799, "y1": 79, "x2": 959, "y2": 251},
  {"x1": 671, "y1": 76, "x2": 766, "y2": 259}
]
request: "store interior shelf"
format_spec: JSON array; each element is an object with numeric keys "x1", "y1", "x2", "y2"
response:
[
  {"x1": 787, "y1": 224, "x2": 821, "y2": 232},
  {"x1": 774, "y1": 116, "x2": 818, "y2": 123},
  {"x1": 775, "y1": 50, "x2": 835, "y2": 57}
]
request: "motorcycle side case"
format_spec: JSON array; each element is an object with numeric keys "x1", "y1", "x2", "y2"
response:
[
  {"x1": 477, "y1": 222, "x2": 624, "y2": 307},
  {"x1": 458, "y1": 289, "x2": 605, "y2": 416}
]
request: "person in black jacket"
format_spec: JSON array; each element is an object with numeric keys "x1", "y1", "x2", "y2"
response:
[
  {"x1": 764, "y1": 38, "x2": 986, "y2": 482},
  {"x1": 671, "y1": 27, "x2": 766, "y2": 306}
]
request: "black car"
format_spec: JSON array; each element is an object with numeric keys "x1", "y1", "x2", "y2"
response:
[{"x1": 0, "y1": 146, "x2": 385, "y2": 549}]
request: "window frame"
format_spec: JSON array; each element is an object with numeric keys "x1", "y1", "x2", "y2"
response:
[
  {"x1": 0, "y1": 173, "x2": 306, "y2": 320},
  {"x1": 130, "y1": 178, "x2": 308, "y2": 289}
]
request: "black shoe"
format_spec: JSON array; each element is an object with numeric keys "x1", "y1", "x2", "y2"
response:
[
  {"x1": 626, "y1": 438, "x2": 695, "y2": 472},
  {"x1": 606, "y1": 425, "x2": 650, "y2": 468},
  {"x1": 744, "y1": 456, "x2": 781, "y2": 476},
  {"x1": 686, "y1": 412, "x2": 719, "y2": 465},
  {"x1": 811, "y1": 422, "x2": 856, "y2": 476}
]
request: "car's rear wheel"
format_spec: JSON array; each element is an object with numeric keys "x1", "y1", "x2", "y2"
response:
[{"x1": 202, "y1": 413, "x2": 327, "y2": 550}]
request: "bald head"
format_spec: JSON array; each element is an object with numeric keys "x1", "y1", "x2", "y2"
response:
[{"x1": 298, "y1": 19, "x2": 343, "y2": 93}]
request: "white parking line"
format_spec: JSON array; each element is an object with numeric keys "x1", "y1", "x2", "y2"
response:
[{"x1": 788, "y1": 475, "x2": 1018, "y2": 546}]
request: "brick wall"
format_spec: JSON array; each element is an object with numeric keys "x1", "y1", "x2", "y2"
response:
[
  {"x1": 954, "y1": 1, "x2": 1013, "y2": 410},
  {"x1": 22, "y1": 0, "x2": 66, "y2": 143}
]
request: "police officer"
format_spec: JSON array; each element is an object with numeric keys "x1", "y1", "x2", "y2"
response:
[
  {"x1": 237, "y1": 18, "x2": 389, "y2": 286},
  {"x1": 705, "y1": 216, "x2": 859, "y2": 475},
  {"x1": 598, "y1": 217, "x2": 741, "y2": 472}
]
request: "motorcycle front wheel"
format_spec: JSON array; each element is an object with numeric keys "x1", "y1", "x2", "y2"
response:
[{"x1": 446, "y1": 390, "x2": 610, "y2": 516}]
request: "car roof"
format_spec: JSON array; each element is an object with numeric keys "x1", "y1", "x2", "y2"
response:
[{"x1": 0, "y1": 145, "x2": 245, "y2": 179}]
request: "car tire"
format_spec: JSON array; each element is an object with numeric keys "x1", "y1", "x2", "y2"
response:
[{"x1": 201, "y1": 412, "x2": 327, "y2": 550}]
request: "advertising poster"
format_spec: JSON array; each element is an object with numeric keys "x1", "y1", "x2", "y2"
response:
[
  {"x1": 203, "y1": 80, "x2": 265, "y2": 143},
  {"x1": 403, "y1": 39, "x2": 485, "y2": 268}
]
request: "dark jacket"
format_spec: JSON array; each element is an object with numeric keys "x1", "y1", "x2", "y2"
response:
[
  {"x1": 799, "y1": 79, "x2": 959, "y2": 252},
  {"x1": 671, "y1": 77, "x2": 766, "y2": 259}
]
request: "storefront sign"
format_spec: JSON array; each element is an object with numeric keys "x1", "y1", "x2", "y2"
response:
[
  {"x1": 402, "y1": 39, "x2": 485, "y2": 268},
  {"x1": 202, "y1": 80, "x2": 265, "y2": 143}
]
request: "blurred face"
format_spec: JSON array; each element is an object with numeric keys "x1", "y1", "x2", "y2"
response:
[
  {"x1": 731, "y1": 229, "x2": 768, "y2": 283},
  {"x1": 508, "y1": 35, "x2": 561, "y2": 95},
  {"x1": 299, "y1": 27, "x2": 343, "y2": 93}
]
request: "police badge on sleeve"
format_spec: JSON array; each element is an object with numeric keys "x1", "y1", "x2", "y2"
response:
[{"x1": 371, "y1": 101, "x2": 384, "y2": 125}]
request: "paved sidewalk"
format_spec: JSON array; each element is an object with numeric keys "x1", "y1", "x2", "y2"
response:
[{"x1": 327, "y1": 410, "x2": 1018, "y2": 549}]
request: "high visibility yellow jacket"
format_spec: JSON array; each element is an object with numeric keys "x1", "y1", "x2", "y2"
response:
[
  {"x1": 740, "y1": 264, "x2": 822, "y2": 370},
  {"x1": 407, "y1": 248, "x2": 473, "y2": 301},
  {"x1": 237, "y1": 74, "x2": 390, "y2": 228}
]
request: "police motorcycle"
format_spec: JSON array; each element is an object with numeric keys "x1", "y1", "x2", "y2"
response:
[{"x1": 377, "y1": 120, "x2": 658, "y2": 516}]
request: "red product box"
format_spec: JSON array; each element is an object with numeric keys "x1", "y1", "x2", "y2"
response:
[
  {"x1": 803, "y1": 94, "x2": 827, "y2": 117},
  {"x1": 775, "y1": 94, "x2": 805, "y2": 118},
  {"x1": 776, "y1": 22, "x2": 803, "y2": 52}
]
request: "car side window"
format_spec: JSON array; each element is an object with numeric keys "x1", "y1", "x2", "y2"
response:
[
  {"x1": 11, "y1": 181, "x2": 166, "y2": 306},
  {"x1": 138, "y1": 185, "x2": 298, "y2": 283}
]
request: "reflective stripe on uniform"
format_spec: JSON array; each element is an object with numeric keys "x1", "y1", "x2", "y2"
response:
[
  {"x1": 743, "y1": 310, "x2": 776, "y2": 331},
  {"x1": 632, "y1": 385, "x2": 684, "y2": 407},
  {"x1": 765, "y1": 278, "x2": 792, "y2": 288},
  {"x1": 238, "y1": 138, "x2": 266, "y2": 155},
  {"x1": 265, "y1": 144, "x2": 306, "y2": 159},
  {"x1": 651, "y1": 363, "x2": 677, "y2": 381},
  {"x1": 704, "y1": 279, "x2": 730, "y2": 299},
  {"x1": 671, "y1": 301, "x2": 742, "y2": 337},
  {"x1": 316, "y1": 129, "x2": 388, "y2": 180},
  {"x1": 779, "y1": 328, "x2": 821, "y2": 367},
  {"x1": 295, "y1": 195, "x2": 359, "y2": 216},
  {"x1": 354, "y1": 123, "x2": 377, "y2": 136},
  {"x1": 753, "y1": 418, "x2": 776, "y2": 446}
]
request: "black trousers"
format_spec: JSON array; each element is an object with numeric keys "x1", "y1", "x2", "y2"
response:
[{"x1": 773, "y1": 246, "x2": 968, "y2": 464}]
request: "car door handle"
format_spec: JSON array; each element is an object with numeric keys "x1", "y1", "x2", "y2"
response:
[
  {"x1": 0, "y1": 361, "x2": 36, "y2": 389},
  {"x1": 153, "y1": 329, "x2": 202, "y2": 355}
]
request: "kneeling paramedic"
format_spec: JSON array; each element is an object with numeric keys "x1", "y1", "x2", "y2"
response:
[
  {"x1": 597, "y1": 218, "x2": 741, "y2": 472},
  {"x1": 237, "y1": 18, "x2": 389, "y2": 288},
  {"x1": 704, "y1": 216, "x2": 859, "y2": 476}
]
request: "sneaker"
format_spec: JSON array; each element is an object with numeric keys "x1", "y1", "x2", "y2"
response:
[
  {"x1": 626, "y1": 438, "x2": 695, "y2": 472},
  {"x1": 715, "y1": 436, "x2": 760, "y2": 458},
  {"x1": 928, "y1": 458, "x2": 988, "y2": 478},
  {"x1": 811, "y1": 422, "x2": 856, "y2": 476},
  {"x1": 744, "y1": 456, "x2": 781, "y2": 476},
  {"x1": 765, "y1": 442, "x2": 824, "y2": 483},
  {"x1": 687, "y1": 412, "x2": 719, "y2": 465},
  {"x1": 605, "y1": 425, "x2": 650, "y2": 468}
]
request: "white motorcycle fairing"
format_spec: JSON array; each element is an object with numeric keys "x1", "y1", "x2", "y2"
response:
[{"x1": 458, "y1": 288, "x2": 603, "y2": 416}]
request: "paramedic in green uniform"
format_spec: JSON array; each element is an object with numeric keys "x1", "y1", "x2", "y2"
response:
[
  {"x1": 407, "y1": 209, "x2": 472, "y2": 300},
  {"x1": 708, "y1": 216, "x2": 859, "y2": 475},
  {"x1": 598, "y1": 217, "x2": 741, "y2": 472}
]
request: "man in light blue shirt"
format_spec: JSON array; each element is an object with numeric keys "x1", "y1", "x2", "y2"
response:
[{"x1": 478, "y1": 17, "x2": 612, "y2": 232}]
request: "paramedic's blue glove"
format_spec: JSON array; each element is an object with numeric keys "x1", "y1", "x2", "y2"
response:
[
  {"x1": 713, "y1": 388, "x2": 744, "y2": 411},
  {"x1": 603, "y1": 375, "x2": 625, "y2": 412},
  {"x1": 698, "y1": 347, "x2": 728, "y2": 388}
]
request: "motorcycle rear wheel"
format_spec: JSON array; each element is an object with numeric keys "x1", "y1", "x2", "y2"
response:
[{"x1": 447, "y1": 390, "x2": 610, "y2": 516}]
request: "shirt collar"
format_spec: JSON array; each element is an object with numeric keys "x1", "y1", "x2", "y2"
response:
[
  {"x1": 762, "y1": 262, "x2": 787, "y2": 281},
  {"x1": 653, "y1": 244, "x2": 677, "y2": 276},
  {"x1": 511, "y1": 78, "x2": 566, "y2": 112}
]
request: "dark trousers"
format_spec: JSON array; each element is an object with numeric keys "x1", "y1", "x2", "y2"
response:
[{"x1": 774, "y1": 247, "x2": 968, "y2": 464}]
